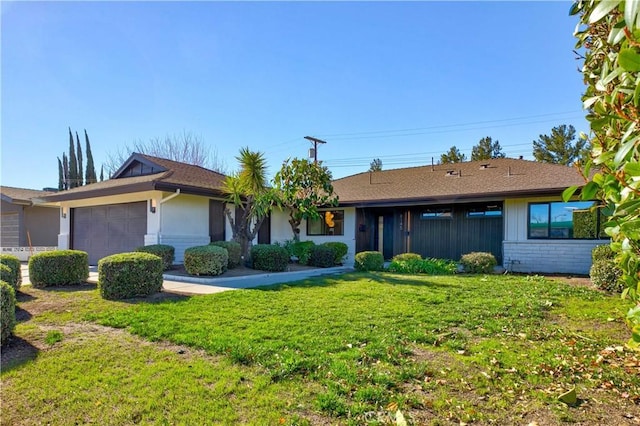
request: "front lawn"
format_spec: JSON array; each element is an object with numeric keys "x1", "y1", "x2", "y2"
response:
[{"x1": 2, "y1": 273, "x2": 639, "y2": 425}]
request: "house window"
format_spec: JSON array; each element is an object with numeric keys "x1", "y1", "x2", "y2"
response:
[
  {"x1": 528, "y1": 201, "x2": 606, "y2": 239},
  {"x1": 420, "y1": 208, "x2": 452, "y2": 219},
  {"x1": 307, "y1": 210, "x2": 344, "y2": 236},
  {"x1": 467, "y1": 204, "x2": 502, "y2": 218}
]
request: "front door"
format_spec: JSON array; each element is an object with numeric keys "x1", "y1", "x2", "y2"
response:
[{"x1": 376, "y1": 214, "x2": 394, "y2": 259}]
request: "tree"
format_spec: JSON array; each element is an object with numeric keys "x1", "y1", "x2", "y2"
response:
[
  {"x1": 85, "y1": 130, "x2": 97, "y2": 184},
  {"x1": 68, "y1": 128, "x2": 79, "y2": 188},
  {"x1": 99, "y1": 165, "x2": 104, "y2": 182},
  {"x1": 532, "y1": 124, "x2": 586, "y2": 165},
  {"x1": 222, "y1": 148, "x2": 274, "y2": 259},
  {"x1": 440, "y1": 146, "x2": 467, "y2": 164},
  {"x1": 369, "y1": 158, "x2": 383, "y2": 172},
  {"x1": 105, "y1": 131, "x2": 227, "y2": 175},
  {"x1": 471, "y1": 136, "x2": 506, "y2": 161},
  {"x1": 273, "y1": 158, "x2": 339, "y2": 240},
  {"x1": 76, "y1": 132, "x2": 83, "y2": 187},
  {"x1": 569, "y1": 0, "x2": 639, "y2": 349},
  {"x1": 57, "y1": 157, "x2": 64, "y2": 191},
  {"x1": 62, "y1": 153, "x2": 69, "y2": 190}
]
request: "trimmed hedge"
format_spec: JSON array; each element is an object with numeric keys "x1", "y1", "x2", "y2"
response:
[
  {"x1": 460, "y1": 252, "x2": 497, "y2": 274},
  {"x1": 29, "y1": 250, "x2": 89, "y2": 287},
  {"x1": 210, "y1": 241, "x2": 242, "y2": 269},
  {"x1": 354, "y1": 251, "x2": 384, "y2": 271},
  {"x1": 0, "y1": 254, "x2": 21, "y2": 291},
  {"x1": 592, "y1": 244, "x2": 615, "y2": 262},
  {"x1": 590, "y1": 259, "x2": 624, "y2": 292},
  {"x1": 392, "y1": 253, "x2": 422, "y2": 263},
  {"x1": 1, "y1": 281, "x2": 16, "y2": 345},
  {"x1": 310, "y1": 245, "x2": 336, "y2": 268},
  {"x1": 135, "y1": 244, "x2": 175, "y2": 270},
  {"x1": 388, "y1": 258, "x2": 457, "y2": 275},
  {"x1": 98, "y1": 252, "x2": 163, "y2": 300},
  {"x1": 251, "y1": 244, "x2": 289, "y2": 272},
  {"x1": 322, "y1": 242, "x2": 348, "y2": 265},
  {"x1": 184, "y1": 245, "x2": 228, "y2": 276}
]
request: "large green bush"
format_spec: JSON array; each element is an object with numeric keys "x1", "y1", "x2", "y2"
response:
[
  {"x1": 98, "y1": 252, "x2": 163, "y2": 300},
  {"x1": 460, "y1": 252, "x2": 497, "y2": 274},
  {"x1": 388, "y1": 258, "x2": 457, "y2": 275},
  {"x1": 184, "y1": 245, "x2": 228, "y2": 276},
  {"x1": 310, "y1": 245, "x2": 336, "y2": 268},
  {"x1": 354, "y1": 251, "x2": 384, "y2": 272},
  {"x1": 0, "y1": 264, "x2": 17, "y2": 292},
  {"x1": 391, "y1": 253, "x2": 422, "y2": 263},
  {"x1": 590, "y1": 259, "x2": 624, "y2": 293},
  {"x1": 0, "y1": 254, "x2": 21, "y2": 290},
  {"x1": 592, "y1": 244, "x2": 615, "y2": 262},
  {"x1": 322, "y1": 242, "x2": 348, "y2": 265},
  {"x1": 210, "y1": 241, "x2": 242, "y2": 268},
  {"x1": 251, "y1": 244, "x2": 289, "y2": 272},
  {"x1": 290, "y1": 241, "x2": 316, "y2": 265},
  {"x1": 29, "y1": 250, "x2": 89, "y2": 287},
  {"x1": 135, "y1": 244, "x2": 175, "y2": 270},
  {"x1": 1, "y1": 281, "x2": 16, "y2": 345}
]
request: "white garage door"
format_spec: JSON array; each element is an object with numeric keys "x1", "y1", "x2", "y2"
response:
[{"x1": 72, "y1": 202, "x2": 146, "y2": 265}]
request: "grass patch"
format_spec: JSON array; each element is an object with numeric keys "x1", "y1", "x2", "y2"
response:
[{"x1": 2, "y1": 273, "x2": 639, "y2": 424}]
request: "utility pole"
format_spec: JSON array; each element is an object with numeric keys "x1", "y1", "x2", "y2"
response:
[{"x1": 304, "y1": 136, "x2": 327, "y2": 164}]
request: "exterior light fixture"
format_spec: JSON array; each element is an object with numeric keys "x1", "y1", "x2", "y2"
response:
[
  {"x1": 150, "y1": 199, "x2": 157, "y2": 213},
  {"x1": 61, "y1": 206, "x2": 68, "y2": 218}
]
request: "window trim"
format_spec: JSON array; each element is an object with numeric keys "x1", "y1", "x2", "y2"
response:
[
  {"x1": 420, "y1": 207, "x2": 452, "y2": 220},
  {"x1": 466, "y1": 204, "x2": 503, "y2": 218},
  {"x1": 527, "y1": 201, "x2": 606, "y2": 240},
  {"x1": 307, "y1": 209, "x2": 345, "y2": 236}
]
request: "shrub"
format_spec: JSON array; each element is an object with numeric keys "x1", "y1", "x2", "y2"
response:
[
  {"x1": 184, "y1": 245, "x2": 228, "y2": 276},
  {"x1": 391, "y1": 253, "x2": 422, "y2": 263},
  {"x1": 592, "y1": 244, "x2": 615, "y2": 262},
  {"x1": 310, "y1": 245, "x2": 336, "y2": 268},
  {"x1": 251, "y1": 244, "x2": 289, "y2": 272},
  {"x1": 354, "y1": 251, "x2": 384, "y2": 272},
  {"x1": 0, "y1": 265, "x2": 17, "y2": 291},
  {"x1": 460, "y1": 252, "x2": 497, "y2": 274},
  {"x1": 388, "y1": 258, "x2": 457, "y2": 275},
  {"x1": 98, "y1": 252, "x2": 163, "y2": 300},
  {"x1": 0, "y1": 254, "x2": 21, "y2": 290},
  {"x1": 1, "y1": 281, "x2": 16, "y2": 345},
  {"x1": 29, "y1": 250, "x2": 89, "y2": 287},
  {"x1": 210, "y1": 241, "x2": 242, "y2": 269},
  {"x1": 322, "y1": 242, "x2": 348, "y2": 265},
  {"x1": 135, "y1": 244, "x2": 175, "y2": 270},
  {"x1": 290, "y1": 241, "x2": 316, "y2": 265},
  {"x1": 590, "y1": 259, "x2": 624, "y2": 293}
]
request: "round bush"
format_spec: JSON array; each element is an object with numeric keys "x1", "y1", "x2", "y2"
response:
[
  {"x1": 592, "y1": 244, "x2": 615, "y2": 262},
  {"x1": 291, "y1": 241, "x2": 315, "y2": 265},
  {"x1": 310, "y1": 245, "x2": 337, "y2": 268},
  {"x1": 210, "y1": 241, "x2": 242, "y2": 268},
  {"x1": 354, "y1": 251, "x2": 384, "y2": 271},
  {"x1": 1, "y1": 281, "x2": 16, "y2": 346},
  {"x1": 0, "y1": 254, "x2": 21, "y2": 290},
  {"x1": 392, "y1": 253, "x2": 422, "y2": 263},
  {"x1": 322, "y1": 242, "x2": 349, "y2": 265},
  {"x1": 29, "y1": 250, "x2": 89, "y2": 287},
  {"x1": 590, "y1": 258, "x2": 624, "y2": 292},
  {"x1": 135, "y1": 244, "x2": 175, "y2": 270},
  {"x1": 460, "y1": 252, "x2": 497, "y2": 274},
  {"x1": 251, "y1": 244, "x2": 289, "y2": 272},
  {"x1": 98, "y1": 252, "x2": 163, "y2": 300},
  {"x1": 184, "y1": 245, "x2": 228, "y2": 276}
]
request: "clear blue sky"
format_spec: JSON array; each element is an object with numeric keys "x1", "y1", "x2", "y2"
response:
[{"x1": 2, "y1": 1, "x2": 589, "y2": 190}]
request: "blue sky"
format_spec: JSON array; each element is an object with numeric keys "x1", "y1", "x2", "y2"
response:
[{"x1": 2, "y1": 1, "x2": 588, "y2": 190}]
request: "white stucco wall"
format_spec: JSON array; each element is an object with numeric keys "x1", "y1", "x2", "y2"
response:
[
  {"x1": 503, "y1": 197, "x2": 608, "y2": 274},
  {"x1": 158, "y1": 194, "x2": 211, "y2": 262}
]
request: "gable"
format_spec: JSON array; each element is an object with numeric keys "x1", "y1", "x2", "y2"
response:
[{"x1": 111, "y1": 154, "x2": 168, "y2": 179}]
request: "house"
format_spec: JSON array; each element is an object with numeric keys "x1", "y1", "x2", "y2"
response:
[
  {"x1": 38, "y1": 153, "x2": 269, "y2": 265},
  {"x1": 1, "y1": 186, "x2": 59, "y2": 260}
]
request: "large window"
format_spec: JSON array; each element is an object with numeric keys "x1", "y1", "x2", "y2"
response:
[
  {"x1": 307, "y1": 210, "x2": 344, "y2": 236},
  {"x1": 467, "y1": 204, "x2": 502, "y2": 218},
  {"x1": 420, "y1": 207, "x2": 452, "y2": 219},
  {"x1": 528, "y1": 201, "x2": 606, "y2": 239}
]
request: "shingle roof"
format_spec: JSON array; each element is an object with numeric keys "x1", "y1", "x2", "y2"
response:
[
  {"x1": 39, "y1": 153, "x2": 227, "y2": 203},
  {"x1": 332, "y1": 158, "x2": 586, "y2": 206},
  {"x1": 1, "y1": 186, "x2": 56, "y2": 204}
]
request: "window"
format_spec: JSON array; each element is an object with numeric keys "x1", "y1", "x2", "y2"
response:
[
  {"x1": 528, "y1": 201, "x2": 606, "y2": 239},
  {"x1": 307, "y1": 210, "x2": 344, "y2": 236},
  {"x1": 467, "y1": 204, "x2": 502, "y2": 218},
  {"x1": 420, "y1": 208, "x2": 452, "y2": 219}
]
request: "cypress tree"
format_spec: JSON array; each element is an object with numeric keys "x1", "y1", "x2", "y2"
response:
[
  {"x1": 68, "y1": 128, "x2": 78, "y2": 188},
  {"x1": 76, "y1": 132, "x2": 83, "y2": 186},
  {"x1": 100, "y1": 165, "x2": 104, "y2": 182},
  {"x1": 57, "y1": 157, "x2": 64, "y2": 191},
  {"x1": 62, "y1": 152, "x2": 70, "y2": 190},
  {"x1": 84, "y1": 129, "x2": 97, "y2": 184}
]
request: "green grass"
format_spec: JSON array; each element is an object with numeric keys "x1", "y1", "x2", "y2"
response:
[{"x1": 2, "y1": 273, "x2": 639, "y2": 425}]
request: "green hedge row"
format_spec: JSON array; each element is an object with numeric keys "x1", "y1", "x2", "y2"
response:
[
  {"x1": 251, "y1": 244, "x2": 289, "y2": 272},
  {"x1": 29, "y1": 250, "x2": 89, "y2": 287},
  {"x1": 1, "y1": 281, "x2": 16, "y2": 345},
  {"x1": 184, "y1": 245, "x2": 228, "y2": 276},
  {"x1": 98, "y1": 252, "x2": 163, "y2": 300},
  {"x1": 0, "y1": 254, "x2": 21, "y2": 291},
  {"x1": 210, "y1": 241, "x2": 242, "y2": 269},
  {"x1": 135, "y1": 244, "x2": 175, "y2": 270}
]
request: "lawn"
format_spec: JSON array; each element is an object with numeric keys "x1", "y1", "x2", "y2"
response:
[{"x1": 2, "y1": 273, "x2": 639, "y2": 425}]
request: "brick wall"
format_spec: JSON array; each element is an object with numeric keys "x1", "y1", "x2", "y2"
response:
[{"x1": 503, "y1": 240, "x2": 605, "y2": 275}]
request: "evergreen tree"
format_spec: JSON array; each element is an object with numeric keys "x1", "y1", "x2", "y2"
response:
[
  {"x1": 100, "y1": 165, "x2": 104, "y2": 182},
  {"x1": 471, "y1": 136, "x2": 506, "y2": 161},
  {"x1": 62, "y1": 153, "x2": 70, "y2": 190},
  {"x1": 68, "y1": 127, "x2": 78, "y2": 188},
  {"x1": 440, "y1": 146, "x2": 467, "y2": 164},
  {"x1": 85, "y1": 129, "x2": 97, "y2": 184},
  {"x1": 57, "y1": 157, "x2": 64, "y2": 191},
  {"x1": 76, "y1": 132, "x2": 83, "y2": 186},
  {"x1": 532, "y1": 124, "x2": 586, "y2": 165},
  {"x1": 369, "y1": 158, "x2": 383, "y2": 172}
]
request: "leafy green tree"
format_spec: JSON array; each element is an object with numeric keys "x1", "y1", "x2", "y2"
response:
[
  {"x1": 569, "y1": 0, "x2": 640, "y2": 349},
  {"x1": 471, "y1": 136, "x2": 506, "y2": 161},
  {"x1": 369, "y1": 158, "x2": 383, "y2": 172},
  {"x1": 273, "y1": 158, "x2": 339, "y2": 240},
  {"x1": 222, "y1": 148, "x2": 274, "y2": 259},
  {"x1": 76, "y1": 132, "x2": 83, "y2": 186},
  {"x1": 85, "y1": 130, "x2": 97, "y2": 184},
  {"x1": 440, "y1": 146, "x2": 467, "y2": 164},
  {"x1": 533, "y1": 124, "x2": 586, "y2": 165}
]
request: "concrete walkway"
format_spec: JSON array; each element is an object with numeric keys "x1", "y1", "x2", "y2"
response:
[{"x1": 20, "y1": 264, "x2": 353, "y2": 295}]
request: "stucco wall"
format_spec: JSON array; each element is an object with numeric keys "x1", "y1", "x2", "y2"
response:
[{"x1": 158, "y1": 194, "x2": 210, "y2": 262}]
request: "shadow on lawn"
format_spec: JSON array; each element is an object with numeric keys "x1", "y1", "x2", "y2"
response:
[{"x1": 1, "y1": 335, "x2": 39, "y2": 372}]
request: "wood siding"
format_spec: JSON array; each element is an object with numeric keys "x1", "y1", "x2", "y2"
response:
[{"x1": 209, "y1": 200, "x2": 225, "y2": 242}]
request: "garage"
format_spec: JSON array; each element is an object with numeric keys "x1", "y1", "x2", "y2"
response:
[{"x1": 72, "y1": 202, "x2": 147, "y2": 265}]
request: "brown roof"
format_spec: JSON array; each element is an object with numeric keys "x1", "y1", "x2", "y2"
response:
[
  {"x1": 332, "y1": 158, "x2": 586, "y2": 206},
  {"x1": 1, "y1": 186, "x2": 56, "y2": 205},
  {"x1": 39, "y1": 153, "x2": 228, "y2": 203}
]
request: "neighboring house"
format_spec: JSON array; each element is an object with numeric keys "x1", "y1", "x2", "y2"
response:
[
  {"x1": 278, "y1": 158, "x2": 606, "y2": 275},
  {"x1": 1, "y1": 186, "x2": 59, "y2": 260},
  {"x1": 37, "y1": 153, "x2": 270, "y2": 265}
]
